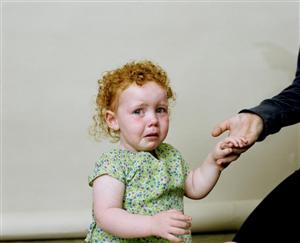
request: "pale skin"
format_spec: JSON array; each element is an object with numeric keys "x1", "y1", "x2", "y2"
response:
[
  {"x1": 211, "y1": 113, "x2": 264, "y2": 243},
  {"x1": 211, "y1": 113, "x2": 264, "y2": 163},
  {"x1": 94, "y1": 82, "x2": 248, "y2": 242}
]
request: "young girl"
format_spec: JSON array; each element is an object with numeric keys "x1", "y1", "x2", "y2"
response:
[{"x1": 86, "y1": 60, "x2": 247, "y2": 243}]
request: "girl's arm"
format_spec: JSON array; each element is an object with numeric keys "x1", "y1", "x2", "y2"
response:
[
  {"x1": 184, "y1": 137, "x2": 247, "y2": 199},
  {"x1": 93, "y1": 175, "x2": 191, "y2": 242}
]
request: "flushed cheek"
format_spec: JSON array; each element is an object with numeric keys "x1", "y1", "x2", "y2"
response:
[
  {"x1": 159, "y1": 123, "x2": 169, "y2": 139},
  {"x1": 127, "y1": 121, "x2": 146, "y2": 134},
  {"x1": 160, "y1": 117, "x2": 169, "y2": 128}
]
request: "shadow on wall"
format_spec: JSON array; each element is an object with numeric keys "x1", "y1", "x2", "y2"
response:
[{"x1": 256, "y1": 42, "x2": 297, "y2": 81}]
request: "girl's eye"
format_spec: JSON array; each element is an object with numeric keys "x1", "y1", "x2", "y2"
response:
[
  {"x1": 133, "y1": 109, "x2": 143, "y2": 115},
  {"x1": 156, "y1": 107, "x2": 167, "y2": 113}
]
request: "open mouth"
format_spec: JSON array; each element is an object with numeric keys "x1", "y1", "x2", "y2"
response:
[{"x1": 145, "y1": 133, "x2": 159, "y2": 138}]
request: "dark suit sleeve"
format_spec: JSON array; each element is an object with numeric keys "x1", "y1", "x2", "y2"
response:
[{"x1": 240, "y1": 49, "x2": 300, "y2": 141}]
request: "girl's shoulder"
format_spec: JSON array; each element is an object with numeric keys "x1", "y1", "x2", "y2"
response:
[
  {"x1": 95, "y1": 148, "x2": 139, "y2": 168},
  {"x1": 89, "y1": 149, "x2": 137, "y2": 186}
]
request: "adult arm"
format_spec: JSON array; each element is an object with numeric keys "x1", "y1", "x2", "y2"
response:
[
  {"x1": 212, "y1": 48, "x2": 300, "y2": 143},
  {"x1": 242, "y1": 50, "x2": 300, "y2": 140}
]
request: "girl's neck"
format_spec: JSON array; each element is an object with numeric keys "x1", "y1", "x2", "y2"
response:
[{"x1": 117, "y1": 145, "x2": 159, "y2": 159}]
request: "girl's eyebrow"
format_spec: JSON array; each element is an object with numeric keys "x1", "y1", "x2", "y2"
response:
[
  {"x1": 128, "y1": 103, "x2": 147, "y2": 109},
  {"x1": 157, "y1": 102, "x2": 169, "y2": 107},
  {"x1": 158, "y1": 102, "x2": 168, "y2": 105},
  {"x1": 128, "y1": 99, "x2": 168, "y2": 108},
  {"x1": 132, "y1": 101, "x2": 146, "y2": 106}
]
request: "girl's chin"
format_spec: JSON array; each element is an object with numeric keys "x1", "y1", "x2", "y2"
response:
[{"x1": 139, "y1": 142, "x2": 160, "y2": 151}]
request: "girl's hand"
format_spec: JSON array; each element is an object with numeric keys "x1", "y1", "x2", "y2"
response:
[
  {"x1": 150, "y1": 209, "x2": 192, "y2": 243},
  {"x1": 212, "y1": 137, "x2": 248, "y2": 169}
]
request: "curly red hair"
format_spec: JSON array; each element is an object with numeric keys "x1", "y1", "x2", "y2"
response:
[{"x1": 90, "y1": 60, "x2": 175, "y2": 141}]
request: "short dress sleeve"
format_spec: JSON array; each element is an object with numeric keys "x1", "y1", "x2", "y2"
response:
[
  {"x1": 88, "y1": 151, "x2": 127, "y2": 187},
  {"x1": 182, "y1": 156, "x2": 190, "y2": 179}
]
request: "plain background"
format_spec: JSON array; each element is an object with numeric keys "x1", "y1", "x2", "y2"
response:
[{"x1": 2, "y1": 0, "x2": 300, "y2": 239}]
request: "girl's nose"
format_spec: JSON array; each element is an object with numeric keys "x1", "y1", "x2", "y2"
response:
[{"x1": 147, "y1": 112, "x2": 158, "y2": 126}]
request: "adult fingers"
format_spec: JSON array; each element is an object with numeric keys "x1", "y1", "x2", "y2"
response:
[{"x1": 211, "y1": 120, "x2": 230, "y2": 137}]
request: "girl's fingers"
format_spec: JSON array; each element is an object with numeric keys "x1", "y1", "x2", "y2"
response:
[
  {"x1": 169, "y1": 227, "x2": 191, "y2": 236},
  {"x1": 221, "y1": 148, "x2": 233, "y2": 156},
  {"x1": 237, "y1": 137, "x2": 248, "y2": 147},
  {"x1": 241, "y1": 137, "x2": 248, "y2": 145},
  {"x1": 217, "y1": 154, "x2": 240, "y2": 165},
  {"x1": 222, "y1": 139, "x2": 236, "y2": 148},
  {"x1": 170, "y1": 212, "x2": 192, "y2": 222},
  {"x1": 220, "y1": 142, "x2": 234, "y2": 149},
  {"x1": 223, "y1": 137, "x2": 248, "y2": 148},
  {"x1": 171, "y1": 219, "x2": 192, "y2": 229},
  {"x1": 165, "y1": 233, "x2": 183, "y2": 243},
  {"x1": 231, "y1": 147, "x2": 248, "y2": 154}
]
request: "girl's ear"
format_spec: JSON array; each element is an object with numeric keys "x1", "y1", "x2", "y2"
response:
[{"x1": 105, "y1": 110, "x2": 119, "y2": 131}]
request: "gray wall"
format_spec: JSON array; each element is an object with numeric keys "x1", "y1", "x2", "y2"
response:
[{"x1": 2, "y1": 1, "x2": 299, "y2": 239}]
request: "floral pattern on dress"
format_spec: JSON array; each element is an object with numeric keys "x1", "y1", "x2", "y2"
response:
[{"x1": 85, "y1": 143, "x2": 191, "y2": 242}]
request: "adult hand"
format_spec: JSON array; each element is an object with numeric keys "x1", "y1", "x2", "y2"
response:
[{"x1": 211, "y1": 113, "x2": 264, "y2": 155}]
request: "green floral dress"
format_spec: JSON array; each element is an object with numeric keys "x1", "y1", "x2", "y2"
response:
[{"x1": 85, "y1": 143, "x2": 192, "y2": 242}]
